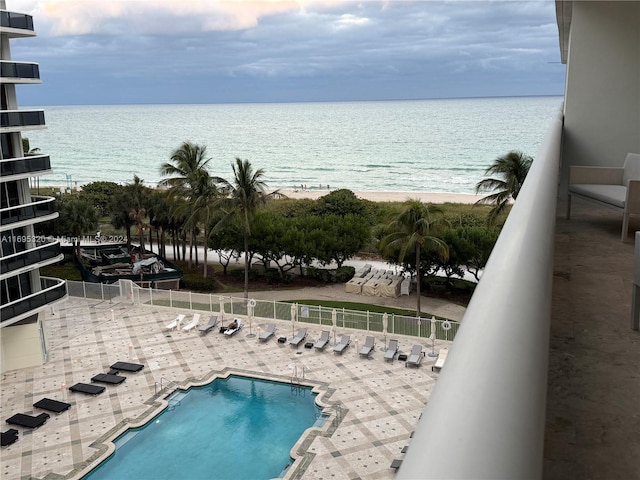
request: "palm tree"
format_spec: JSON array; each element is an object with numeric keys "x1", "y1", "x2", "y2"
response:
[
  {"x1": 379, "y1": 199, "x2": 449, "y2": 317},
  {"x1": 475, "y1": 150, "x2": 533, "y2": 224},
  {"x1": 58, "y1": 195, "x2": 99, "y2": 259},
  {"x1": 159, "y1": 142, "x2": 211, "y2": 268},
  {"x1": 176, "y1": 169, "x2": 228, "y2": 277},
  {"x1": 225, "y1": 158, "x2": 274, "y2": 298}
]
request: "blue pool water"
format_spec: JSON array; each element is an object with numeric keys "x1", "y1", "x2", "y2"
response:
[{"x1": 83, "y1": 376, "x2": 323, "y2": 480}]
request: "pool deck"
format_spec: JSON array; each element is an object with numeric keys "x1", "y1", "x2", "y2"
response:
[{"x1": 1, "y1": 295, "x2": 452, "y2": 480}]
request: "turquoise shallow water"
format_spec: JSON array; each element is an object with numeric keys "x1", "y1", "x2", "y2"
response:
[
  {"x1": 27, "y1": 96, "x2": 562, "y2": 194},
  {"x1": 83, "y1": 376, "x2": 322, "y2": 480}
]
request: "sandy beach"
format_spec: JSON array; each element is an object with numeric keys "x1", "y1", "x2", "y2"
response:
[
  {"x1": 57, "y1": 183, "x2": 485, "y2": 204},
  {"x1": 279, "y1": 189, "x2": 484, "y2": 204}
]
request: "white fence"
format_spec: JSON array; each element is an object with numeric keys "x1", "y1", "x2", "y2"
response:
[{"x1": 65, "y1": 279, "x2": 459, "y2": 341}]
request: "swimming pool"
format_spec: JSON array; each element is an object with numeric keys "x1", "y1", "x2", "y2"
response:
[{"x1": 83, "y1": 375, "x2": 324, "y2": 480}]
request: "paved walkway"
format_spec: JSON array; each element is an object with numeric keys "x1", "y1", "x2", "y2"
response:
[{"x1": 1, "y1": 294, "x2": 452, "y2": 479}]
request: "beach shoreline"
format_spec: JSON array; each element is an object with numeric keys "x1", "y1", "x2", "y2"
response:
[
  {"x1": 278, "y1": 189, "x2": 484, "y2": 204},
  {"x1": 40, "y1": 184, "x2": 485, "y2": 205}
]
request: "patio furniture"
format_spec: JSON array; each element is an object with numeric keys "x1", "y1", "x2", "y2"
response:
[{"x1": 567, "y1": 152, "x2": 640, "y2": 242}]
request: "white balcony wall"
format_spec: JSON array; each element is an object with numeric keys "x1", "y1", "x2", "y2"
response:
[
  {"x1": 398, "y1": 111, "x2": 563, "y2": 480},
  {"x1": 560, "y1": 1, "x2": 640, "y2": 195}
]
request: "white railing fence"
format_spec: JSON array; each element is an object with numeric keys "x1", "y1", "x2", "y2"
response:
[
  {"x1": 399, "y1": 111, "x2": 564, "y2": 479},
  {"x1": 65, "y1": 279, "x2": 460, "y2": 341}
]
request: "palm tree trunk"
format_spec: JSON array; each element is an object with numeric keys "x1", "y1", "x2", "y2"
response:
[
  {"x1": 203, "y1": 226, "x2": 208, "y2": 278},
  {"x1": 243, "y1": 231, "x2": 249, "y2": 299},
  {"x1": 194, "y1": 229, "x2": 199, "y2": 266},
  {"x1": 415, "y1": 245, "x2": 421, "y2": 317}
]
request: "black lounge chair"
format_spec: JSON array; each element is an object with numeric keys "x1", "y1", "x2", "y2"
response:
[
  {"x1": 110, "y1": 361, "x2": 145, "y2": 372},
  {"x1": 91, "y1": 373, "x2": 126, "y2": 385},
  {"x1": 6, "y1": 413, "x2": 50, "y2": 429},
  {"x1": 33, "y1": 398, "x2": 71, "y2": 414},
  {"x1": 69, "y1": 383, "x2": 106, "y2": 395},
  {"x1": 1, "y1": 429, "x2": 19, "y2": 447}
]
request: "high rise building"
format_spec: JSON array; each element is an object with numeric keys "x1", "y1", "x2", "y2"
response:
[{"x1": 1, "y1": 0, "x2": 67, "y2": 371}]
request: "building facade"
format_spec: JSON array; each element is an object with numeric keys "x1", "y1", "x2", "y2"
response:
[{"x1": 1, "y1": 0, "x2": 67, "y2": 372}]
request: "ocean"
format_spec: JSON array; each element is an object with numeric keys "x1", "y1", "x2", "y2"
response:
[{"x1": 26, "y1": 96, "x2": 563, "y2": 194}]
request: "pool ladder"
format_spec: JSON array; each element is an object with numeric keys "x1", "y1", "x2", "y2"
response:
[
  {"x1": 154, "y1": 377, "x2": 177, "y2": 395},
  {"x1": 291, "y1": 364, "x2": 305, "y2": 385}
]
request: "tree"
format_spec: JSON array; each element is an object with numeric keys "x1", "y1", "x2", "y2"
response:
[
  {"x1": 58, "y1": 195, "x2": 99, "y2": 259},
  {"x1": 379, "y1": 199, "x2": 449, "y2": 316},
  {"x1": 475, "y1": 150, "x2": 533, "y2": 224},
  {"x1": 225, "y1": 158, "x2": 275, "y2": 298},
  {"x1": 79, "y1": 181, "x2": 122, "y2": 217},
  {"x1": 160, "y1": 142, "x2": 228, "y2": 271}
]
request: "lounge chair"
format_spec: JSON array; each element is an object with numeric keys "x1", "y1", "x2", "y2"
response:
[
  {"x1": 182, "y1": 313, "x2": 200, "y2": 332},
  {"x1": 432, "y1": 348, "x2": 449, "y2": 372},
  {"x1": 314, "y1": 331, "x2": 330, "y2": 351},
  {"x1": 289, "y1": 328, "x2": 307, "y2": 348},
  {"x1": 33, "y1": 398, "x2": 71, "y2": 414},
  {"x1": 259, "y1": 324, "x2": 277, "y2": 342},
  {"x1": 405, "y1": 345, "x2": 425, "y2": 368},
  {"x1": 91, "y1": 373, "x2": 126, "y2": 385},
  {"x1": 68, "y1": 383, "x2": 105, "y2": 396},
  {"x1": 384, "y1": 339, "x2": 399, "y2": 362},
  {"x1": 224, "y1": 319, "x2": 242, "y2": 336},
  {"x1": 333, "y1": 335, "x2": 350, "y2": 354},
  {"x1": 359, "y1": 336, "x2": 375, "y2": 358},
  {"x1": 110, "y1": 361, "x2": 145, "y2": 372},
  {"x1": 1, "y1": 429, "x2": 18, "y2": 447},
  {"x1": 198, "y1": 316, "x2": 219, "y2": 335},
  {"x1": 6, "y1": 413, "x2": 50, "y2": 429},
  {"x1": 164, "y1": 314, "x2": 185, "y2": 331}
]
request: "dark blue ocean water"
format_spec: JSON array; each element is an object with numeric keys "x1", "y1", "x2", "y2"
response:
[
  {"x1": 28, "y1": 96, "x2": 562, "y2": 193},
  {"x1": 83, "y1": 376, "x2": 321, "y2": 480}
]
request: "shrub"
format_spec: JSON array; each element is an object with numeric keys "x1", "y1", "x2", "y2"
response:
[{"x1": 334, "y1": 266, "x2": 356, "y2": 283}]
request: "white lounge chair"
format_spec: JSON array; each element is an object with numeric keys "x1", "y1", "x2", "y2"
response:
[
  {"x1": 431, "y1": 348, "x2": 449, "y2": 372},
  {"x1": 333, "y1": 335, "x2": 350, "y2": 354},
  {"x1": 405, "y1": 345, "x2": 424, "y2": 368},
  {"x1": 182, "y1": 313, "x2": 200, "y2": 332},
  {"x1": 198, "y1": 316, "x2": 219, "y2": 335},
  {"x1": 314, "y1": 331, "x2": 330, "y2": 351},
  {"x1": 289, "y1": 328, "x2": 307, "y2": 348},
  {"x1": 359, "y1": 336, "x2": 375, "y2": 358},
  {"x1": 384, "y1": 339, "x2": 399, "y2": 362},
  {"x1": 224, "y1": 318, "x2": 242, "y2": 336},
  {"x1": 259, "y1": 324, "x2": 277, "y2": 342},
  {"x1": 164, "y1": 314, "x2": 185, "y2": 331}
]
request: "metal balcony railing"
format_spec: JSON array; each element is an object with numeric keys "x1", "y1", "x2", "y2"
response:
[
  {"x1": 0, "y1": 110, "x2": 45, "y2": 129},
  {"x1": 0, "y1": 196, "x2": 57, "y2": 228},
  {"x1": 0, "y1": 154, "x2": 51, "y2": 178},
  {"x1": 0, "y1": 276, "x2": 67, "y2": 325},
  {"x1": 0, "y1": 61, "x2": 40, "y2": 80},
  {"x1": 1, "y1": 240, "x2": 62, "y2": 277},
  {"x1": 398, "y1": 111, "x2": 564, "y2": 480}
]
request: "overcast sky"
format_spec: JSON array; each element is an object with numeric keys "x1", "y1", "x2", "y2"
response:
[{"x1": 9, "y1": 0, "x2": 565, "y2": 105}]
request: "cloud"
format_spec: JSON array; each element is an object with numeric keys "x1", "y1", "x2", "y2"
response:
[{"x1": 8, "y1": 0, "x2": 565, "y2": 105}]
